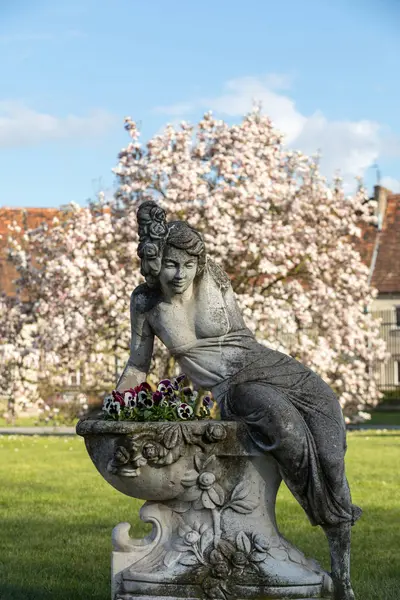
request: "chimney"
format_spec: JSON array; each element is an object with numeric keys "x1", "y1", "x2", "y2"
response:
[{"x1": 373, "y1": 185, "x2": 390, "y2": 230}]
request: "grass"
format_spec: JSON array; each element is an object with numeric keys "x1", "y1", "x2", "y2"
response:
[
  {"x1": 0, "y1": 417, "x2": 44, "y2": 427},
  {"x1": 2, "y1": 409, "x2": 400, "y2": 429},
  {"x1": 0, "y1": 417, "x2": 79, "y2": 428},
  {"x1": 0, "y1": 432, "x2": 399, "y2": 599}
]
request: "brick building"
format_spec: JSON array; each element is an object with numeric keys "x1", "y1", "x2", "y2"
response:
[
  {"x1": 357, "y1": 186, "x2": 400, "y2": 393},
  {"x1": 0, "y1": 207, "x2": 60, "y2": 296}
]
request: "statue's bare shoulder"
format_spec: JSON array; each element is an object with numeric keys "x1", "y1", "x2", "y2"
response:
[
  {"x1": 206, "y1": 259, "x2": 231, "y2": 293},
  {"x1": 130, "y1": 283, "x2": 161, "y2": 314}
]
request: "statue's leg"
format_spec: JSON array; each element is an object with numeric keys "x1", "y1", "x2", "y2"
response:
[
  {"x1": 227, "y1": 382, "x2": 359, "y2": 599},
  {"x1": 228, "y1": 382, "x2": 354, "y2": 525},
  {"x1": 306, "y1": 407, "x2": 358, "y2": 600},
  {"x1": 322, "y1": 521, "x2": 355, "y2": 600}
]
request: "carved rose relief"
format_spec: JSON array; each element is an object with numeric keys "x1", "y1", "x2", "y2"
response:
[
  {"x1": 204, "y1": 423, "x2": 227, "y2": 444},
  {"x1": 107, "y1": 422, "x2": 227, "y2": 478}
]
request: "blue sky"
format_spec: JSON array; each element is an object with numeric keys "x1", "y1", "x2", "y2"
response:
[{"x1": 1, "y1": 0, "x2": 400, "y2": 208}]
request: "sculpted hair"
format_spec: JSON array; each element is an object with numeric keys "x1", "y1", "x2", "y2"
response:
[
  {"x1": 166, "y1": 221, "x2": 206, "y2": 273},
  {"x1": 136, "y1": 201, "x2": 206, "y2": 287}
]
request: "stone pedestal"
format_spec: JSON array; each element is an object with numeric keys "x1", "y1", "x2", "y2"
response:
[{"x1": 76, "y1": 418, "x2": 333, "y2": 600}]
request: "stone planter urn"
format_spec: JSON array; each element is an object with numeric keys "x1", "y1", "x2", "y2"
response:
[{"x1": 76, "y1": 417, "x2": 333, "y2": 600}]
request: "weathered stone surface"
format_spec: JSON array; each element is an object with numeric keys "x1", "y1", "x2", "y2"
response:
[
  {"x1": 76, "y1": 200, "x2": 359, "y2": 600},
  {"x1": 77, "y1": 418, "x2": 333, "y2": 599}
]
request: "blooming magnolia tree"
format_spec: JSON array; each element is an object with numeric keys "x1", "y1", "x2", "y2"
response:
[
  {"x1": 0, "y1": 294, "x2": 41, "y2": 417},
  {"x1": 4, "y1": 108, "x2": 386, "y2": 420},
  {"x1": 5, "y1": 204, "x2": 138, "y2": 401}
]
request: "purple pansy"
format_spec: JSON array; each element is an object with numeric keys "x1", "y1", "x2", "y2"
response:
[
  {"x1": 152, "y1": 391, "x2": 163, "y2": 405},
  {"x1": 177, "y1": 403, "x2": 194, "y2": 420},
  {"x1": 157, "y1": 379, "x2": 175, "y2": 396},
  {"x1": 202, "y1": 395, "x2": 214, "y2": 409}
]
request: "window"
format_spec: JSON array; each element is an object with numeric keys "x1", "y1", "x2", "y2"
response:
[
  {"x1": 68, "y1": 369, "x2": 81, "y2": 387},
  {"x1": 396, "y1": 306, "x2": 400, "y2": 328},
  {"x1": 395, "y1": 361, "x2": 400, "y2": 385}
]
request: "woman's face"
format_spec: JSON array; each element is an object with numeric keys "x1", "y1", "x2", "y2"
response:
[{"x1": 159, "y1": 246, "x2": 198, "y2": 296}]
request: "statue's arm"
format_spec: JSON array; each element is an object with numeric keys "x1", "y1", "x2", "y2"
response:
[
  {"x1": 116, "y1": 287, "x2": 154, "y2": 391},
  {"x1": 223, "y1": 283, "x2": 247, "y2": 329}
]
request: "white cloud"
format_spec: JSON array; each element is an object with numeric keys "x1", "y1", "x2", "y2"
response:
[
  {"x1": 292, "y1": 111, "x2": 381, "y2": 182},
  {"x1": 381, "y1": 176, "x2": 400, "y2": 193},
  {"x1": 203, "y1": 76, "x2": 305, "y2": 145},
  {"x1": 0, "y1": 102, "x2": 117, "y2": 148},
  {"x1": 154, "y1": 75, "x2": 398, "y2": 185}
]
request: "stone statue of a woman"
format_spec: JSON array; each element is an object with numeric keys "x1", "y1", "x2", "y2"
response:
[{"x1": 117, "y1": 200, "x2": 360, "y2": 600}]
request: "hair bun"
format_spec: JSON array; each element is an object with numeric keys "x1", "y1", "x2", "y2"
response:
[{"x1": 137, "y1": 201, "x2": 168, "y2": 242}]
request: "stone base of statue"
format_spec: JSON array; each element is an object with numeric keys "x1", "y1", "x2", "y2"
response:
[{"x1": 76, "y1": 418, "x2": 333, "y2": 600}]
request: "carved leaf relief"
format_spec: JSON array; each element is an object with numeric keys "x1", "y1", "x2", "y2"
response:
[
  {"x1": 236, "y1": 531, "x2": 251, "y2": 554},
  {"x1": 163, "y1": 549, "x2": 181, "y2": 567},
  {"x1": 228, "y1": 499, "x2": 259, "y2": 514},
  {"x1": 230, "y1": 480, "x2": 251, "y2": 501},
  {"x1": 179, "y1": 554, "x2": 199, "y2": 566}
]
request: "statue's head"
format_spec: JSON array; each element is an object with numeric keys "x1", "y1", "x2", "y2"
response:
[{"x1": 136, "y1": 201, "x2": 206, "y2": 293}]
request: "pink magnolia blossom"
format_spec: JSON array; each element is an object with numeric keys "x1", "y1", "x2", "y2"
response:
[{"x1": 2, "y1": 108, "x2": 387, "y2": 419}]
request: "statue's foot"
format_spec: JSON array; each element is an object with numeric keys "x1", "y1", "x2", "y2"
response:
[{"x1": 332, "y1": 577, "x2": 355, "y2": 600}]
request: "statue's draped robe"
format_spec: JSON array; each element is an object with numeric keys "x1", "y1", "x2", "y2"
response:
[{"x1": 171, "y1": 328, "x2": 361, "y2": 527}]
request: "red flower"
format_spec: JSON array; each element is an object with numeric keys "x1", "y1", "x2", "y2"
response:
[
  {"x1": 112, "y1": 390, "x2": 125, "y2": 406},
  {"x1": 139, "y1": 382, "x2": 152, "y2": 392}
]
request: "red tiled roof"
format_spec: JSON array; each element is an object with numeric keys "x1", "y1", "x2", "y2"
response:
[
  {"x1": 355, "y1": 191, "x2": 400, "y2": 294},
  {"x1": 0, "y1": 207, "x2": 60, "y2": 296},
  {"x1": 356, "y1": 222, "x2": 378, "y2": 269},
  {"x1": 371, "y1": 194, "x2": 400, "y2": 293},
  {"x1": 1, "y1": 194, "x2": 399, "y2": 297}
]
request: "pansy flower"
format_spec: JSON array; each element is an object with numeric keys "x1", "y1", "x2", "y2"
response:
[
  {"x1": 123, "y1": 388, "x2": 137, "y2": 409},
  {"x1": 168, "y1": 392, "x2": 180, "y2": 406},
  {"x1": 176, "y1": 403, "x2": 193, "y2": 420},
  {"x1": 112, "y1": 390, "x2": 125, "y2": 407},
  {"x1": 181, "y1": 387, "x2": 198, "y2": 403},
  {"x1": 102, "y1": 394, "x2": 113, "y2": 412},
  {"x1": 157, "y1": 379, "x2": 175, "y2": 396},
  {"x1": 134, "y1": 382, "x2": 152, "y2": 395},
  {"x1": 152, "y1": 391, "x2": 163, "y2": 406},
  {"x1": 171, "y1": 373, "x2": 186, "y2": 390},
  {"x1": 137, "y1": 390, "x2": 154, "y2": 409},
  {"x1": 202, "y1": 395, "x2": 214, "y2": 409},
  {"x1": 140, "y1": 382, "x2": 152, "y2": 392},
  {"x1": 103, "y1": 393, "x2": 113, "y2": 406},
  {"x1": 102, "y1": 395, "x2": 122, "y2": 416}
]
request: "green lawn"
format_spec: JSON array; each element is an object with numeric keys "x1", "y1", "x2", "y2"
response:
[
  {"x1": 0, "y1": 417, "x2": 79, "y2": 428},
  {"x1": 0, "y1": 417, "x2": 45, "y2": 427},
  {"x1": 0, "y1": 432, "x2": 399, "y2": 600}
]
